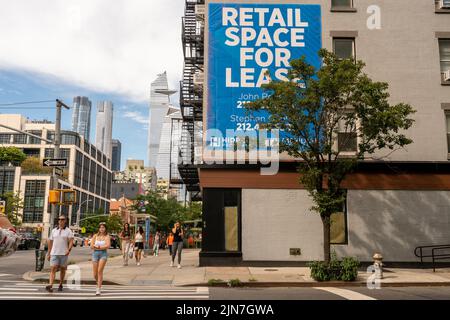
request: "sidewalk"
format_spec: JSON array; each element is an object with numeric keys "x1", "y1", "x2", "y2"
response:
[{"x1": 23, "y1": 249, "x2": 450, "y2": 287}]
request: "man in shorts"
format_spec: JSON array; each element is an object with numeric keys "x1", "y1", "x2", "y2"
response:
[{"x1": 45, "y1": 215, "x2": 74, "y2": 293}]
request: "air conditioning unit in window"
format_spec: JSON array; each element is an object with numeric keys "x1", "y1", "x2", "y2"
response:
[
  {"x1": 440, "y1": 0, "x2": 450, "y2": 9},
  {"x1": 193, "y1": 72, "x2": 204, "y2": 85},
  {"x1": 444, "y1": 70, "x2": 450, "y2": 82}
]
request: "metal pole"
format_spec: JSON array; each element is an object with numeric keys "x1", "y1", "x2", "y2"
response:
[{"x1": 76, "y1": 199, "x2": 91, "y2": 228}]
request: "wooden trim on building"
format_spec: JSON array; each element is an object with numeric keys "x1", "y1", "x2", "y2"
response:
[{"x1": 199, "y1": 169, "x2": 450, "y2": 190}]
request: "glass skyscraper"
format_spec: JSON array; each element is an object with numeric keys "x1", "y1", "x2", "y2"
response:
[
  {"x1": 95, "y1": 101, "x2": 114, "y2": 160},
  {"x1": 71, "y1": 96, "x2": 92, "y2": 141},
  {"x1": 111, "y1": 139, "x2": 122, "y2": 171},
  {"x1": 147, "y1": 72, "x2": 176, "y2": 170}
]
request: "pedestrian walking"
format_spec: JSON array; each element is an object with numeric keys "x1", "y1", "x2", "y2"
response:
[
  {"x1": 134, "y1": 226, "x2": 145, "y2": 266},
  {"x1": 119, "y1": 223, "x2": 132, "y2": 266},
  {"x1": 170, "y1": 222, "x2": 184, "y2": 269},
  {"x1": 90, "y1": 222, "x2": 111, "y2": 296},
  {"x1": 45, "y1": 215, "x2": 74, "y2": 293},
  {"x1": 167, "y1": 231, "x2": 174, "y2": 256},
  {"x1": 153, "y1": 230, "x2": 161, "y2": 256}
]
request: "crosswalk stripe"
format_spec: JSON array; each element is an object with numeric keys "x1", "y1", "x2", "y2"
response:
[
  {"x1": 314, "y1": 287, "x2": 376, "y2": 300},
  {"x1": 0, "y1": 274, "x2": 13, "y2": 277},
  {"x1": 11, "y1": 285, "x2": 200, "y2": 292}
]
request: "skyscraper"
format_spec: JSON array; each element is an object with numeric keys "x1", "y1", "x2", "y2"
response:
[
  {"x1": 156, "y1": 106, "x2": 182, "y2": 180},
  {"x1": 111, "y1": 139, "x2": 122, "y2": 171},
  {"x1": 95, "y1": 101, "x2": 114, "y2": 159},
  {"x1": 71, "y1": 96, "x2": 92, "y2": 141},
  {"x1": 147, "y1": 72, "x2": 176, "y2": 169}
]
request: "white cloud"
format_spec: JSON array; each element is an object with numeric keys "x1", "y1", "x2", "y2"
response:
[
  {"x1": 0, "y1": 0, "x2": 185, "y2": 103},
  {"x1": 123, "y1": 110, "x2": 148, "y2": 125}
]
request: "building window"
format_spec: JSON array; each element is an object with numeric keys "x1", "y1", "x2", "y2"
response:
[
  {"x1": 23, "y1": 180, "x2": 46, "y2": 223},
  {"x1": 27, "y1": 131, "x2": 42, "y2": 144},
  {"x1": 436, "y1": 0, "x2": 450, "y2": 12},
  {"x1": 330, "y1": 192, "x2": 348, "y2": 245},
  {"x1": 74, "y1": 151, "x2": 83, "y2": 187},
  {"x1": 337, "y1": 117, "x2": 357, "y2": 152},
  {"x1": 332, "y1": 0, "x2": 353, "y2": 8},
  {"x1": 0, "y1": 170, "x2": 15, "y2": 194},
  {"x1": 13, "y1": 134, "x2": 27, "y2": 144},
  {"x1": 439, "y1": 39, "x2": 450, "y2": 82},
  {"x1": 333, "y1": 38, "x2": 355, "y2": 60},
  {"x1": 446, "y1": 114, "x2": 450, "y2": 153},
  {"x1": 0, "y1": 134, "x2": 11, "y2": 144}
]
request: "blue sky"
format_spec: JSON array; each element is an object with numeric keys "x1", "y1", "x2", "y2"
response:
[{"x1": 0, "y1": 0, "x2": 185, "y2": 169}]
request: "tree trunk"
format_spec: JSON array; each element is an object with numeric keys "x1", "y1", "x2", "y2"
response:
[{"x1": 321, "y1": 215, "x2": 331, "y2": 264}]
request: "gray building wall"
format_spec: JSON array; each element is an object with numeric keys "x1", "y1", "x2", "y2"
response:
[
  {"x1": 111, "y1": 182, "x2": 140, "y2": 200},
  {"x1": 242, "y1": 189, "x2": 450, "y2": 262}
]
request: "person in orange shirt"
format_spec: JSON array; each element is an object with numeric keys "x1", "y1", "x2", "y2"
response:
[{"x1": 167, "y1": 232, "x2": 174, "y2": 256}]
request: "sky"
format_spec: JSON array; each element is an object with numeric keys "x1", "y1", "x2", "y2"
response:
[{"x1": 0, "y1": 0, "x2": 186, "y2": 169}]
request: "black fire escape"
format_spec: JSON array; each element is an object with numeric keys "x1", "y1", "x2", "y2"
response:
[{"x1": 176, "y1": 0, "x2": 205, "y2": 202}]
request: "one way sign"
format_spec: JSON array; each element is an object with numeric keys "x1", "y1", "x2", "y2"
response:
[{"x1": 43, "y1": 158, "x2": 67, "y2": 167}]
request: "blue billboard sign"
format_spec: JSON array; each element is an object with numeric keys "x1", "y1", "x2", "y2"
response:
[{"x1": 206, "y1": 3, "x2": 322, "y2": 150}]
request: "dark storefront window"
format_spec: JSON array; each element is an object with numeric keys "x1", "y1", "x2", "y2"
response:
[
  {"x1": 202, "y1": 189, "x2": 241, "y2": 253},
  {"x1": 23, "y1": 180, "x2": 46, "y2": 223}
]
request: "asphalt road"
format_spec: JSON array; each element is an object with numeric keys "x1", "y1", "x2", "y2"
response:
[
  {"x1": 0, "y1": 247, "x2": 122, "y2": 280},
  {"x1": 208, "y1": 286, "x2": 450, "y2": 300}
]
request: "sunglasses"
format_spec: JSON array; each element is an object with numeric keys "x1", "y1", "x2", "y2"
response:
[{"x1": 58, "y1": 218, "x2": 66, "y2": 221}]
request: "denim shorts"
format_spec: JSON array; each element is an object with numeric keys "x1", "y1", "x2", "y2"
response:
[
  {"x1": 50, "y1": 255, "x2": 68, "y2": 267},
  {"x1": 92, "y1": 250, "x2": 108, "y2": 262}
]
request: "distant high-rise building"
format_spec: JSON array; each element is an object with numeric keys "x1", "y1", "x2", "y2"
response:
[
  {"x1": 147, "y1": 72, "x2": 176, "y2": 169},
  {"x1": 111, "y1": 139, "x2": 122, "y2": 171},
  {"x1": 156, "y1": 106, "x2": 182, "y2": 180},
  {"x1": 71, "y1": 96, "x2": 92, "y2": 141},
  {"x1": 95, "y1": 101, "x2": 114, "y2": 159}
]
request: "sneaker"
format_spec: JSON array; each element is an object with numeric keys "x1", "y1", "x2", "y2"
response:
[
  {"x1": 58, "y1": 284, "x2": 63, "y2": 292},
  {"x1": 96, "y1": 288, "x2": 101, "y2": 296},
  {"x1": 45, "y1": 285, "x2": 53, "y2": 293},
  {"x1": 170, "y1": 261, "x2": 174, "y2": 267},
  {"x1": 177, "y1": 264, "x2": 182, "y2": 269},
  {"x1": 137, "y1": 262, "x2": 141, "y2": 266}
]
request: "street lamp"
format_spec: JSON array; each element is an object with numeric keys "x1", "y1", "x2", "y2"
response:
[{"x1": 75, "y1": 199, "x2": 92, "y2": 229}]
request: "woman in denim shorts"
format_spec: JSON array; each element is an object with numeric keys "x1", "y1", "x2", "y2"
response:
[{"x1": 90, "y1": 222, "x2": 110, "y2": 296}]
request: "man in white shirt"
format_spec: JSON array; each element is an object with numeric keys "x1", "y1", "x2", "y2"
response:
[{"x1": 45, "y1": 215, "x2": 74, "y2": 293}]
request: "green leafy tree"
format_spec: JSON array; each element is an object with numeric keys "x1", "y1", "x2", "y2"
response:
[
  {"x1": 246, "y1": 49, "x2": 415, "y2": 263},
  {"x1": 21, "y1": 156, "x2": 53, "y2": 174},
  {"x1": 0, "y1": 147, "x2": 26, "y2": 165},
  {"x1": 3, "y1": 191, "x2": 23, "y2": 226}
]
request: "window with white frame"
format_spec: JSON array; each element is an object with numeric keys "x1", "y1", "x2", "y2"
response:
[
  {"x1": 337, "y1": 116, "x2": 358, "y2": 153},
  {"x1": 440, "y1": 40, "x2": 450, "y2": 82},
  {"x1": 446, "y1": 113, "x2": 450, "y2": 153}
]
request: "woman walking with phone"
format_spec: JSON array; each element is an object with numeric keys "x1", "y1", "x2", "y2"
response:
[
  {"x1": 90, "y1": 222, "x2": 110, "y2": 296},
  {"x1": 134, "y1": 226, "x2": 145, "y2": 266},
  {"x1": 170, "y1": 222, "x2": 184, "y2": 269}
]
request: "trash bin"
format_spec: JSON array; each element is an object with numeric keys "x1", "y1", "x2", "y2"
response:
[{"x1": 35, "y1": 249, "x2": 46, "y2": 272}]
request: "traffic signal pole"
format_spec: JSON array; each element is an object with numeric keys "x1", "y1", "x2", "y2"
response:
[{"x1": 46, "y1": 100, "x2": 69, "y2": 240}]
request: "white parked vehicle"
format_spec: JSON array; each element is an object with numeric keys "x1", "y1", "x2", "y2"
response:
[{"x1": 73, "y1": 233, "x2": 84, "y2": 247}]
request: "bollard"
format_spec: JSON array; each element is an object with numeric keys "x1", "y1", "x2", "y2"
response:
[{"x1": 373, "y1": 253, "x2": 383, "y2": 279}]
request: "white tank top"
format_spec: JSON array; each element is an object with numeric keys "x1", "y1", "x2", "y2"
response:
[{"x1": 135, "y1": 233, "x2": 143, "y2": 242}]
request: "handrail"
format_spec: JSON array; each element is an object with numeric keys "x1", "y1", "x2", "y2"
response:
[{"x1": 414, "y1": 244, "x2": 450, "y2": 272}]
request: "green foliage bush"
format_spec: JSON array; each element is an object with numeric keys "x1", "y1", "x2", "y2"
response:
[{"x1": 308, "y1": 255, "x2": 359, "y2": 282}]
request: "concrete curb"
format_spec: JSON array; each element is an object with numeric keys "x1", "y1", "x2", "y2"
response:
[{"x1": 23, "y1": 271, "x2": 121, "y2": 286}]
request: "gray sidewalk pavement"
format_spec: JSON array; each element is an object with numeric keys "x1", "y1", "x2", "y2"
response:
[{"x1": 23, "y1": 249, "x2": 450, "y2": 287}]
